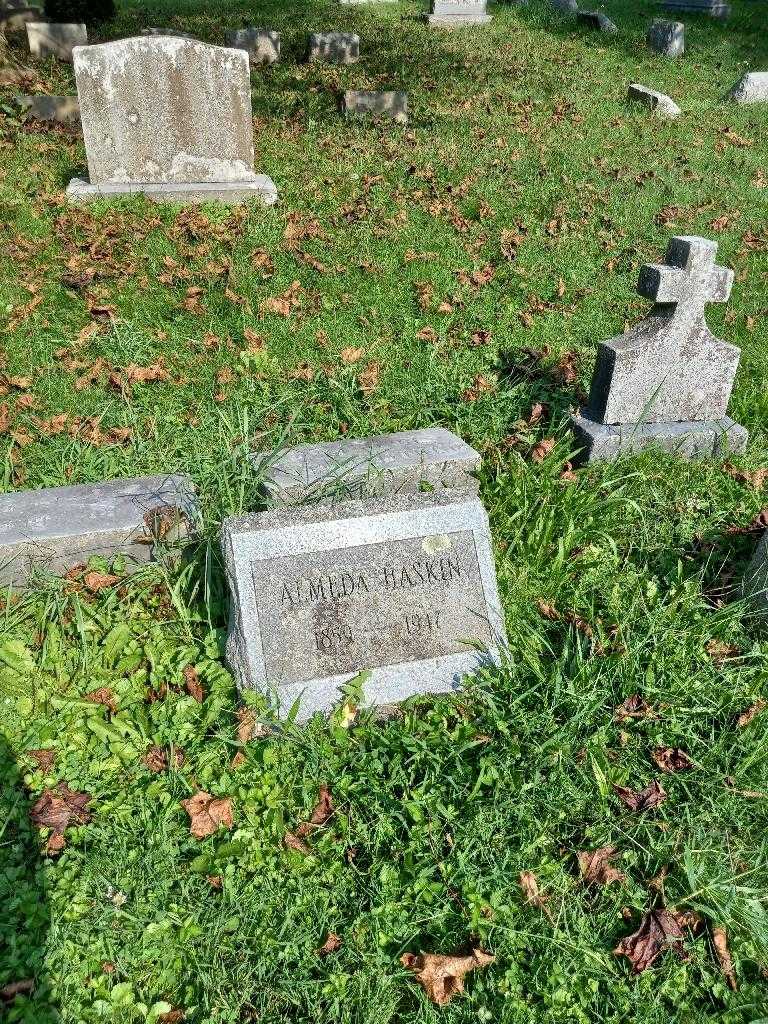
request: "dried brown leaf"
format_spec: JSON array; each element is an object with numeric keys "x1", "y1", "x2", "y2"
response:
[
  {"x1": 519, "y1": 870, "x2": 554, "y2": 922},
  {"x1": 29, "y1": 782, "x2": 92, "y2": 854},
  {"x1": 26, "y1": 749, "x2": 56, "y2": 773},
  {"x1": 181, "y1": 792, "x2": 233, "y2": 839},
  {"x1": 577, "y1": 846, "x2": 626, "y2": 886},
  {"x1": 613, "y1": 780, "x2": 667, "y2": 812},
  {"x1": 614, "y1": 909, "x2": 692, "y2": 973},
  {"x1": 736, "y1": 699, "x2": 767, "y2": 728},
  {"x1": 713, "y1": 926, "x2": 737, "y2": 990},
  {"x1": 183, "y1": 665, "x2": 204, "y2": 703},
  {"x1": 401, "y1": 948, "x2": 494, "y2": 1006},
  {"x1": 614, "y1": 694, "x2": 655, "y2": 723},
  {"x1": 318, "y1": 932, "x2": 342, "y2": 956},
  {"x1": 651, "y1": 747, "x2": 693, "y2": 774},
  {"x1": 296, "y1": 784, "x2": 334, "y2": 837}
]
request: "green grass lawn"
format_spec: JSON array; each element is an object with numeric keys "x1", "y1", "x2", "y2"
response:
[{"x1": 1, "y1": 0, "x2": 768, "y2": 1020}]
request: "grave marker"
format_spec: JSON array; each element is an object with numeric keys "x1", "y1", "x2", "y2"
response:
[
  {"x1": 646, "y1": 19, "x2": 684, "y2": 56},
  {"x1": 223, "y1": 491, "x2": 506, "y2": 719},
  {"x1": 225, "y1": 27, "x2": 280, "y2": 65},
  {"x1": 570, "y1": 236, "x2": 747, "y2": 461},
  {"x1": 577, "y1": 10, "x2": 618, "y2": 33},
  {"x1": 342, "y1": 89, "x2": 408, "y2": 123},
  {"x1": 67, "y1": 35, "x2": 277, "y2": 205},
  {"x1": 16, "y1": 93, "x2": 80, "y2": 123},
  {"x1": 26, "y1": 21, "x2": 87, "y2": 61},
  {"x1": 726, "y1": 72, "x2": 768, "y2": 104},
  {"x1": 307, "y1": 32, "x2": 359, "y2": 63},
  {"x1": 663, "y1": 0, "x2": 728, "y2": 16},
  {"x1": 627, "y1": 83, "x2": 681, "y2": 118},
  {"x1": 427, "y1": 0, "x2": 492, "y2": 26}
]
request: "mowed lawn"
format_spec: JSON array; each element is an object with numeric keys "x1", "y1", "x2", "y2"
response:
[{"x1": 1, "y1": 0, "x2": 768, "y2": 1021}]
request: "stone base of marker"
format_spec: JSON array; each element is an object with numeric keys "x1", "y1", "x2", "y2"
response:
[
  {"x1": 570, "y1": 412, "x2": 747, "y2": 463},
  {"x1": 225, "y1": 28, "x2": 280, "y2": 65},
  {"x1": 646, "y1": 19, "x2": 684, "y2": 56},
  {"x1": 16, "y1": 93, "x2": 80, "y2": 123},
  {"x1": 26, "y1": 21, "x2": 86, "y2": 61},
  {"x1": 744, "y1": 533, "x2": 768, "y2": 616},
  {"x1": 726, "y1": 72, "x2": 768, "y2": 105},
  {"x1": 257, "y1": 427, "x2": 481, "y2": 505},
  {"x1": 577, "y1": 10, "x2": 618, "y2": 32},
  {"x1": 66, "y1": 175, "x2": 278, "y2": 206},
  {"x1": 0, "y1": 474, "x2": 198, "y2": 587},
  {"x1": 222, "y1": 491, "x2": 506, "y2": 720},
  {"x1": 308, "y1": 32, "x2": 359, "y2": 63},
  {"x1": 627, "y1": 83, "x2": 681, "y2": 119},
  {"x1": 342, "y1": 90, "x2": 408, "y2": 124}
]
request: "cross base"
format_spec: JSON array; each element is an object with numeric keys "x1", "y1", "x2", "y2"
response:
[{"x1": 570, "y1": 412, "x2": 748, "y2": 464}]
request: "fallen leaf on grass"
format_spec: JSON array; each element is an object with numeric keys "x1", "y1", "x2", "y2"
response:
[
  {"x1": 1, "y1": 980, "x2": 34, "y2": 1001},
  {"x1": 736, "y1": 699, "x2": 767, "y2": 728},
  {"x1": 283, "y1": 832, "x2": 312, "y2": 855},
  {"x1": 358, "y1": 361, "x2": 380, "y2": 395},
  {"x1": 614, "y1": 694, "x2": 655, "y2": 722},
  {"x1": 158, "y1": 1010, "x2": 185, "y2": 1024},
  {"x1": 84, "y1": 687, "x2": 117, "y2": 714},
  {"x1": 143, "y1": 745, "x2": 184, "y2": 773},
  {"x1": 614, "y1": 908, "x2": 696, "y2": 973},
  {"x1": 722, "y1": 462, "x2": 768, "y2": 489},
  {"x1": 82, "y1": 570, "x2": 121, "y2": 592},
  {"x1": 296, "y1": 784, "x2": 334, "y2": 837},
  {"x1": 577, "y1": 846, "x2": 626, "y2": 886},
  {"x1": 613, "y1": 780, "x2": 667, "y2": 812},
  {"x1": 706, "y1": 639, "x2": 740, "y2": 664},
  {"x1": 651, "y1": 748, "x2": 693, "y2": 773},
  {"x1": 26, "y1": 749, "x2": 56, "y2": 773},
  {"x1": 30, "y1": 783, "x2": 92, "y2": 855},
  {"x1": 713, "y1": 926, "x2": 737, "y2": 990},
  {"x1": 461, "y1": 374, "x2": 495, "y2": 402},
  {"x1": 181, "y1": 792, "x2": 233, "y2": 839},
  {"x1": 531, "y1": 437, "x2": 555, "y2": 463},
  {"x1": 340, "y1": 346, "x2": 364, "y2": 364},
  {"x1": 318, "y1": 932, "x2": 342, "y2": 956},
  {"x1": 519, "y1": 870, "x2": 554, "y2": 922},
  {"x1": 183, "y1": 665, "x2": 204, "y2": 703},
  {"x1": 401, "y1": 948, "x2": 494, "y2": 1005}
]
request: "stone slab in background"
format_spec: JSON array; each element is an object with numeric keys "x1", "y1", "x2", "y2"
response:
[
  {"x1": 726, "y1": 71, "x2": 768, "y2": 104},
  {"x1": 307, "y1": 32, "x2": 359, "y2": 63},
  {"x1": 225, "y1": 27, "x2": 280, "y2": 65},
  {"x1": 570, "y1": 413, "x2": 747, "y2": 461},
  {"x1": 223, "y1": 491, "x2": 507, "y2": 720},
  {"x1": 428, "y1": 0, "x2": 492, "y2": 25},
  {"x1": 744, "y1": 532, "x2": 768, "y2": 614},
  {"x1": 627, "y1": 83, "x2": 681, "y2": 118},
  {"x1": 0, "y1": 7, "x2": 43, "y2": 31},
  {"x1": 0, "y1": 474, "x2": 198, "y2": 587},
  {"x1": 258, "y1": 427, "x2": 481, "y2": 505},
  {"x1": 68, "y1": 36, "x2": 277, "y2": 205},
  {"x1": 646, "y1": 18, "x2": 684, "y2": 56},
  {"x1": 26, "y1": 21, "x2": 86, "y2": 60},
  {"x1": 16, "y1": 93, "x2": 80, "y2": 123},
  {"x1": 342, "y1": 89, "x2": 408, "y2": 123},
  {"x1": 140, "y1": 27, "x2": 197, "y2": 39},
  {"x1": 577, "y1": 10, "x2": 618, "y2": 32},
  {"x1": 663, "y1": 0, "x2": 729, "y2": 15}
]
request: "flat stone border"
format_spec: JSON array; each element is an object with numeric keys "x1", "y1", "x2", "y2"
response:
[{"x1": 66, "y1": 176, "x2": 278, "y2": 206}]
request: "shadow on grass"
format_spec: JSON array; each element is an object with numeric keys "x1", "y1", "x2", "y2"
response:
[{"x1": 0, "y1": 735, "x2": 54, "y2": 1023}]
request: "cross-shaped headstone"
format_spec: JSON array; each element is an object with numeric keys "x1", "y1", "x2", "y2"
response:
[{"x1": 569, "y1": 235, "x2": 748, "y2": 461}]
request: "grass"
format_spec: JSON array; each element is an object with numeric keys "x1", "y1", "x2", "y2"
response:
[{"x1": 1, "y1": 0, "x2": 768, "y2": 1020}]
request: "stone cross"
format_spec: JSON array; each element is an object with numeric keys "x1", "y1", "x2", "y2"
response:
[{"x1": 570, "y1": 235, "x2": 747, "y2": 461}]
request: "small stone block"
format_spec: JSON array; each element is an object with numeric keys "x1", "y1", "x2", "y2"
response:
[
  {"x1": 258, "y1": 428, "x2": 481, "y2": 505},
  {"x1": 570, "y1": 412, "x2": 748, "y2": 463},
  {"x1": 0, "y1": 7, "x2": 43, "y2": 31},
  {"x1": 577, "y1": 10, "x2": 618, "y2": 32},
  {"x1": 225, "y1": 27, "x2": 281, "y2": 65},
  {"x1": 26, "y1": 21, "x2": 86, "y2": 61},
  {"x1": 0, "y1": 474, "x2": 198, "y2": 587},
  {"x1": 222, "y1": 490, "x2": 507, "y2": 720},
  {"x1": 16, "y1": 93, "x2": 80, "y2": 123},
  {"x1": 65, "y1": 176, "x2": 278, "y2": 205},
  {"x1": 342, "y1": 89, "x2": 408, "y2": 123},
  {"x1": 627, "y1": 83, "x2": 681, "y2": 118},
  {"x1": 646, "y1": 18, "x2": 684, "y2": 56},
  {"x1": 726, "y1": 72, "x2": 768, "y2": 105},
  {"x1": 307, "y1": 32, "x2": 360, "y2": 64}
]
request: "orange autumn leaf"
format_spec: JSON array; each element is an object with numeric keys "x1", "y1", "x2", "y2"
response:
[
  {"x1": 401, "y1": 948, "x2": 494, "y2": 1005},
  {"x1": 181, "y1": 791, "x2": 233, "y2": 839}
]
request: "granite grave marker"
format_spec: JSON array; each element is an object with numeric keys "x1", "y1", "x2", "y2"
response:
[
  {"x1": 26, "y1": 21, "x2": 86, "y2": 60},
  {"x1": 307, "y1": 32, "x2": 359, "y2": 64},
  {"x1": 223, "y1": 491, "x2": 506, "y2": 719},
  {"x1": 726, "y1": 72, "x2": 768, "y2": 104},
  {"x1": 663, "y1": 0, "x2": 728, "y2": 16},
  {"x1": 225, "y1": 27, "x2": 280, "y2": 65},
  {"x1": 576, "y1": 10, "x2": 618, "y2": 33},
  {"x1": 646, "y1": 19, "x2": 684, "y2": 56},
  {"x1": 427, "y1": 0, "x2": 492, "y2": 26},
  {"x1": 67, "y1": 35, "x2": 277, "y2": 205},
  {"x1": 342, "y1": 90, "x2": 409, "y2": 123},
  {"x1": 627, "y1": 83, "x2": 681, "y2": 118},
  {"x1": 570, "y1": 236, "x2": 747, "y2": 461},
  {"x1": 16, "y1": 93, "x2": 80, "y2": 123}
]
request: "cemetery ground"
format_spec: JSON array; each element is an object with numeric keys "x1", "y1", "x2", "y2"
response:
[{"x1": 1, "y1": 0, "x2": 767, "y2": 1021}]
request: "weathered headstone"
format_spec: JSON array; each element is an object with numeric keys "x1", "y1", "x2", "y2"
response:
[
  {"x1": 342, "y1": 90, "x2": 408, "y2": 123},
  {"x1": 744, "y1": 534, "x2": 768, "y2": 615},
  {"x1": 16, "y1": 92, "x2": 80, "y2": 123},
  {"x1": 307, "y1": 32, "x2": 359, "y2": 63},
  {"x1": 552, "y1": 0, "x2": 578, "y2": 11},
  {"x1": 225, "y1": 27, "x2": 280, "y2": 65},
  {"x1": 577, "y1": 10, "x2": 618, "y2": 33},
  {"x1": 67, "y1": 36, "x2": 277, "y2": 205},
  {"x1": 726, "y1": 72, "x2": 768, "y2": 104},
  {"x1": 26, "y1": 21, "x2": 87, "y2": 61},
  {"x1": 0, "y1": 474, "x2": 197, "y2": 586},
  {"x1": 0, "y1": 7, "x2": 42, "y2": 32},
  {"x1": 627, "y1": 83, "x2": 681, "y2": 119},
  {"x1": 663, "y1": 0, "x2": 728, "y2": 16},
  {"x1": 646, "y1": 18, "x2": 684, "y2": 56},
  {"x1": 570, "y1": 236, "x2": 747, "y2": 461},
  {"x1": 258, "y1": 428, "x2": 480, "y2": 505},
  {"x1": 427, "y1": 0, "x2": 492, "y2": 26},
  {"x1": 223, "y1": 491, "x2": 506, "y2": 719}
]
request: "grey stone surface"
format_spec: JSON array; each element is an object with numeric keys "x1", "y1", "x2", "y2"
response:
[
  {"x1": 427, "y1": 0, "x2": 492, "y2": 24},
  {"x1": 66, "y1": 176, "x2": 278, "y2": 205},
  {"x1": 225, "y1": 27, "x2": 280, "y2": 65},
  {"x1": 69, "y1": 36, "x2": 276, "y2": 206},
  {"x1": 552, "y1": 0, "x2": 579, "y2": 11},
  {"x1": 257, "y1": 428, "x2": 481, "y2": 505},
  {"x1": 222, "y1": 490, "x2": 507, "y2": 720},
  {"x1": 342, "y1": 89, "x2": 409, "y2": 123},
  {"x1": 663, "y1": 0, "x2": 729, "y2": 15},
  {"x1": 26, "y1": 21, "x2": 86, "y2": 60},
  {"x1": 577, "y1": 10, "x2": 618, "y2": 32},
  {"x1": 16, "y1": 93, "x2": 80, "y2": 123},
  {"x1": 570, "y1": 236, "x2": 747, "y2": 462},
  {"x1": 627, "y1": 83, "x2": 681, "y2": 118},
  {"x1": 726, "y1": 72, "x2": 768, "y2": 104},
  {"x1": 140, "y1": 27, "x2": 197, "y2": 39},
  {"x1": 0, "y1": 7, "x2": 43, "y2": 31},
  {"x1": 0, "y1": 474, "x2": 198, "y2": 587},
  {"x1": 744, "y1": 532, "x2": 768, "y2": 615},
  {"x1": 646, "y1": 18, "x2": 684, "y2": 56},
  {"x1": 571, "y1": 413, "x2": 748, "y2": 462},
  {"x1": 307, "y1": 32, "x2": 359, "y2": 63}
]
